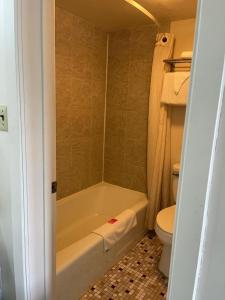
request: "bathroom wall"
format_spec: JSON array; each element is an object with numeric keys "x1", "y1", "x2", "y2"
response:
[
  {"x1": 56, "y1": 7, "x2": 107, "y2": 199},
  {"x1": 171, "y1": 19, "x2": 196, "y2": 57},
  {"x1": 104, "y1": 26, "x2": 157, "y2": 193},
  {"x1": 170, "y1": 19, "x2": 196, "y2": 169}
]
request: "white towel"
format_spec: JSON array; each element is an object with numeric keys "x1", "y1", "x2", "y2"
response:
[
  {"x1": 92, "y1": 209, "x2": 137, "y2": 251},
  {"x1": 181, "y1": 51, "x2": 193, "y2": 58},
  {"x1": 174, "y1": 72, "x2": 190, "y2": 95},
  {"x1": 161, "y1": 72, "x2": 190, "y2": 105}
]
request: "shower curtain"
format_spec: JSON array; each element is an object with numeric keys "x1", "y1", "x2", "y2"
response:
[{"x1": 146, "y1": 33, "x2": 175, "y2": 230}]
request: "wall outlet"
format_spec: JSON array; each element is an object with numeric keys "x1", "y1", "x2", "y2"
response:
[{"x1": 0, "y1": 106, "x2": 8, "y2": 131}]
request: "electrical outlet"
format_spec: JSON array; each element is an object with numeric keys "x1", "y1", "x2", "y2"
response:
[{"x1": 0, "y1": 106, "x2": 8, "y2": 131}]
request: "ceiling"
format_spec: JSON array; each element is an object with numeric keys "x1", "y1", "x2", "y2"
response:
[
  {"x1": 56, "y1": 0, "x2": 154, "y2": 32},
  {"x1": 56, "y1": 0, "x2": 197, "y2": 31},
  {"x1": 137, "y1": 0, "x2": 197, "y2": 23}
]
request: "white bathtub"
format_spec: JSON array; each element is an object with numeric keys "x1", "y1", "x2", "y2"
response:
[{"x1": 56, "y1": 182, "x2": 148, "y2": 300}]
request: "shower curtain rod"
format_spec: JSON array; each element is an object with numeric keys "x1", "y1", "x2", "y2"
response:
[{"x1": 124, "y1": 0, "x2": 160, "y2": 27}]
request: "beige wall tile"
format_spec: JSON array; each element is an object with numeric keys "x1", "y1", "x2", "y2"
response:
[
  {"x1": 56, "y1": 74, "x2": 72, "y2": 101},
  {"x1": 91, "y1": 52, "x2": 107, "y2": 82},
  {"x1": 71, "y1": 77, "x2": 92, "y2": 109},
  {"x1": 92, "y1": 79, "x2": 106, "y2": 109},
  {"x1": 90, "y1": 134, "x2": 104, "y2": 183},
  {"x1": 127, "y1": 61, "x2": 151, "y2": 111},
  {"x1": 72, "y1": 54, "x2": 93, "y2": 81},
  {"x1": 122, "y1": 163, "x2": 147, "y2": 193},
  {"x1": 105, "y1": 134, "x2": 125, "y2": 150},
  {"x1": 107, "y1": 79, "x2": 128, "y2": 110},
  {"x1": 129, "y1": 26, "x2": 157, "y2": 61},
  {"x1": 108, "y1": 56, "x2": 129, "y2": 83},
  {"x1": 56, "y1": 54, "x2": 73, "y2": 76},
  {"x1": 104, "y1": 27, "x2": 156, "y2": 192},
  {"x1": 71, "y1": 137, "x2": 91, "y2": 190},
  {"x1": 57, "y1": 171, "x2": 73, "y2": 199},
  {"x1": 73, "y1": 16, "x2": 95, "y2": 47},
  {"x1": 56, "y1": 140, "x2": 72, "y2": 175},
  {"x1": 56, "y1": 7, "x2": 107, "y2": 199},
  {"x1": 91, "y1": 108, "x2": 105, "y2": 136},
  {"x1": 105, "y1": 109, "x2": 125, "y2": 138},
  {"x1": 56, "y1": 107, "x2": 72, "y2": 142},
  {"x1": 70, "y1": 109, "x2": 92, "y2": 138},
  {"x1": 104, "y1": 159, "x2": 124, "y2": 186},
  {"x1": 56, "y1": 7, "x2": 156, "y2": 197},
  {"x1": 108, "y1": 30, "x2": 130, "y2": 59},
  {"x1": 125, "y1": 111, "x2": 148, "y2": 141},
  {"x1": 124, "y1": 138, "x2": 147, "y2": 167},
  {"x1": 104, "y1": 145, "x2": 124, "y2": 165},
  {"x1": 55, "y1": 7, "x2": 73, "y2": 57}
]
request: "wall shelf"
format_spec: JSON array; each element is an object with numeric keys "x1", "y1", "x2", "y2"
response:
[{"x1": 163, "y1": 58, "x2": 192, "y2": 65}]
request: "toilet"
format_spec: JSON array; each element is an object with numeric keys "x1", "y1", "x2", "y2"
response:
[{"x1": 155, "y1": 163, "x2": 180, "y2": 277}]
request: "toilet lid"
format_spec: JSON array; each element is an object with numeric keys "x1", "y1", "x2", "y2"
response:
[{"x1": 156, "y1": 205, "x2": 176, "y2": 234}]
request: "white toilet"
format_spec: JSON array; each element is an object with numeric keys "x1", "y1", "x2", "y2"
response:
[{"x1": 155, "y1": 163, "x2": 180, "y2": 277}]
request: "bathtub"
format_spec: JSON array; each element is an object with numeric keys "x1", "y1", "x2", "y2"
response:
[{"x1": 56, "y1": 182, "x2": 148, "y2": 300}]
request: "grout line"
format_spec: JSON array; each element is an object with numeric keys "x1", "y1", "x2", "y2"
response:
[{"x1": 102, "y1": 33, "x2": 109, "y2": 182}]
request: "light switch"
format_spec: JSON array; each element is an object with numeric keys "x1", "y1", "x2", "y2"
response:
[{"x1": 0, "y1": 106, "x2": 8, "y2": 131}]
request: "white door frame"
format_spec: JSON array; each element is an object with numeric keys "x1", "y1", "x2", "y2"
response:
[
  {"x1": 10, "y1": 0, "x2": 225, "y2": 299},
  {"x1": 13, "y1": 0, "x2": 56, "y2": 299}
]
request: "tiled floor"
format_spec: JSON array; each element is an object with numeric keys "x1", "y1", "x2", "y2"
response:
[{"x1": 80, "y1": 233, "x2": 168, "y2": 300}]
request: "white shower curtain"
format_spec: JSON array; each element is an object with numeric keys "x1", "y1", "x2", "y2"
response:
[{"x1": 146, "y1": 33, "x2": 175, "y2": 230}]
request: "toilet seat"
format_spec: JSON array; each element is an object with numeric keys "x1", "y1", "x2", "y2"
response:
[
  {"x1": 155, "y1": 205, "x2": 176, "y2": 247},
  {"x1": 156, "y1": 205, "x2": 176, "y2": 235}
]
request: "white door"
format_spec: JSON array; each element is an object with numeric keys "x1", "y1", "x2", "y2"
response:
[{"x1": 168, "y1": 0, "x2": 225, "y2": 299}]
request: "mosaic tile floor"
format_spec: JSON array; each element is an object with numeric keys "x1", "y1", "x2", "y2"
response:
[{"x1": 80, "y1": 233, "x2": 168, "y2": 300}]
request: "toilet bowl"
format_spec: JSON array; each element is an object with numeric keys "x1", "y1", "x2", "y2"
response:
[
  {"x1": 155, "y1": 163, "x2": 180, "y2": 277},
  {"x1": 155, "y1": 205, "x2": 176, "y2": 277}
]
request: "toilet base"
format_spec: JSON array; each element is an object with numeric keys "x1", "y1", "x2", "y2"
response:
[{"x1": 158, "y1": 244, "x2": 172, "y2": 277}]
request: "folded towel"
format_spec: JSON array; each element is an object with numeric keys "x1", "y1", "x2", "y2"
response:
[
  {"x1": 92, "y1": 209, "x2": 137, "y2": 251},
  {"x1": 161, "y1": 72, "x2": 190, "y2": 106},
  {"x1": 181, "y1": 51, "x2": 193, "y2": 58},
  {"x1": 174, "y1": 72, "x2": 190, "y2": 95}
]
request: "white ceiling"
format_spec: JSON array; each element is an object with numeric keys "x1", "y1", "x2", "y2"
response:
[
  {"x1": 137, "y1": 0, "x2": 197, "y2": 23},
  {"x1": 56, "y1": 0, "x2": 154, "y2": 32},
  {"x1": 56, "y1": 0, "x2": 197, "y2": 31}
]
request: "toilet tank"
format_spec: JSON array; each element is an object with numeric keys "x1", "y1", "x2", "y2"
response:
[{"x1": 172, "y1": 163, "x2": 180, "y2": 203}]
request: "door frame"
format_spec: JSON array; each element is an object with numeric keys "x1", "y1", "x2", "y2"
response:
[
  {"x1": 14, "y1": 0, "x2": 56, "y2": 299},
  {"x1": 12, "y1": 0, "x2": 225, "y2": 299}
]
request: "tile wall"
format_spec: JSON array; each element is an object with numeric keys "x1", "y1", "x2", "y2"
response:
[
  {"x1": 56, "y1": 7, "x2": 107, "y2": 199},
  {"x1": 56, "y1": 6, "x2": 157, "y2": 198},
  {"x1": 104, "y1": 27, "x2": 157, "y2": 192}
]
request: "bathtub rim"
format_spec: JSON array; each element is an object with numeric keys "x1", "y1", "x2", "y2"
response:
[
  {"x1": 56, "y1": 181, "x2": 147, "y2": 207},
  {"x1": 56, "y1": 194, "x2": 148, "y2": 274}
]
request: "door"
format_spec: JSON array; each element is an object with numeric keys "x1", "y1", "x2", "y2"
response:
[{"x1": 168, "y1": 0, "x2": 225, "y2": 299}]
